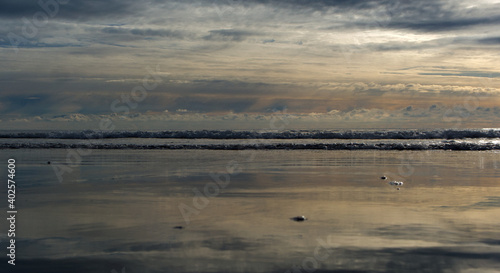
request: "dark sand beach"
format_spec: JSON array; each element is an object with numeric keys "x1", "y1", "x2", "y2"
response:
[{"x1": 1, "y1": 149, "x2": 499, "y2": 272}]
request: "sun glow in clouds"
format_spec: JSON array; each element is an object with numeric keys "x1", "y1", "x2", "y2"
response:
[{"x1": 0, "y1": 0, "x2": 499, "y2": 129}]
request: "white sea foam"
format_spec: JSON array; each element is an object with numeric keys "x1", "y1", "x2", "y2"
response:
[
  {"x1": 0, "y1": 141, "x2": 499, "y2": 150},
  {"x1": 1, "y1": 129, "x2": 499, "y2": 150},
  {"x1": 0, "y1": 129, "x2": 499, "y2": 140}
]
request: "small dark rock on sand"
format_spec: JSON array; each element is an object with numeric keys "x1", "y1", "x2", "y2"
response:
[{"x1": 291, "y1": 216, "x2": 307, "y2": 222}]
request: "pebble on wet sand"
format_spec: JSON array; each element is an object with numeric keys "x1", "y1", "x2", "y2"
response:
[{"x1": 291, "y1": 216, "x2": 307, "y2": 222}]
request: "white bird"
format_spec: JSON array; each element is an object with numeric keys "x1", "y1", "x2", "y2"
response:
[{"x1": 382, "y1": 175, "x2": 404, "y2": 187}]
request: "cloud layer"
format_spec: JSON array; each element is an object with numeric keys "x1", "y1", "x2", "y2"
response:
[{"x1": 1, "y1": 0, "x2": 499, "y2": 128}]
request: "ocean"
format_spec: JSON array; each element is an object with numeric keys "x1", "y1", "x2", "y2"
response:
[{"x1": 1, "y1": 129, "x2": 500, "y2": 272}]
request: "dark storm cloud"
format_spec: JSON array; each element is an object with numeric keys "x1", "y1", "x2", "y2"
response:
[
  {"x1": 238, "y1": 0, "x2": 385, "y2": 10},
  {"x1": 0, "y1": 75, "x2": 273, "y2": 115},
  {"x1": 478, "y1": 37, "x2": 500, "y2": 45},
  {"x1": 2, "y1": 0, "x2": 500, "y2": 125},
  {"x1": 0, "y1": 40, "x2": 78, "y2": 49},
  {"x1": 2, "y1": 0, "x2": 499, "y2": 34},
  {"x1": 419, "y1": 71, "x2": 500, "y2": 78},
  {"x1": 173, "y1": 96, "x2": 257, "y2": 113},
  {"x1": 302, "y1": 0, "x2": 500, "y2": 32},
  {"x1": 130, "y1": 28, "x2": 184, "y2": 38},
  {"x1": 101, "y1": 27, "x2": 185, "y2": 39},
  {"x1": 0, "y1": 0, "x2": 142, "y2": 20},
  {"x1": 100, "y1": 27, "x2": 129, "y2": 35},
  {"x1": 0, "y1": 94, "x2": 51, "y2": 115},
  {"x1": 387, "y1": 15, "x2": 500, "y2": 32},
  {"x1": 365, "y1": 35, "x2": 500, "y2": 52},
  {"x1": 372, "y1": 1, "x2": 500, "y2": 32},
  {"x1": 203, "y1": 29, "x2": 256, "y2": 42},
  {"x1": 252, "y1": 0, "x2": 446, "y2": 17},
  {"x1": 364, "y1": 41, "x2": 443, "y2": 52}
]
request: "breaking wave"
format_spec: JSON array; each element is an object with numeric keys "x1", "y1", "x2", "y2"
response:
[
  {"x1": 1, "y1": 141, "x2": 500, "y2": 150},
  {"x1": 1, "y1": 129, "x2": 499, "y2": 150},
  {"x1": 1, "y1": 129, "x2": 500, "y2": 140}
]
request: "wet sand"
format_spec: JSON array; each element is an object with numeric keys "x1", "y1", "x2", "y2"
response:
[{"x1": 1, "y1": 149, "x2": 500, "y2": 272}]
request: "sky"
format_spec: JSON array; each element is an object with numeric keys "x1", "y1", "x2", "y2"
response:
[{"x1": 1, "y1": 0, "x2": 500, "y2": 130}]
